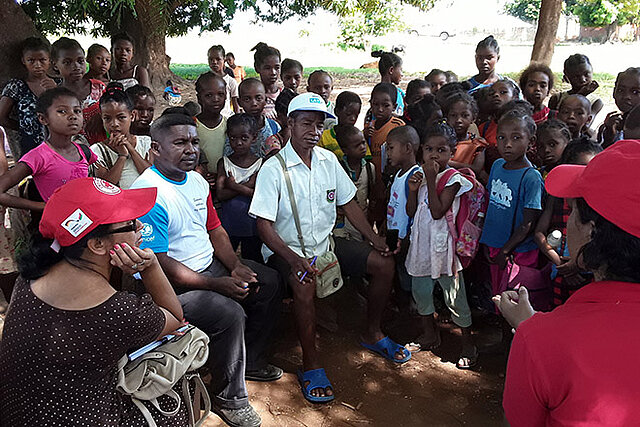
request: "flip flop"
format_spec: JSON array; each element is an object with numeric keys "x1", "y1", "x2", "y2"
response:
[
  {"x1": 456, "y1": 347, "x2": 479, "y2": 370},
  {"x1": 297, "y1": 368, "x2": 335, "y2": 403},
  {"x1": 361, "y1": 336, "x2": 412, "y2": 363}
]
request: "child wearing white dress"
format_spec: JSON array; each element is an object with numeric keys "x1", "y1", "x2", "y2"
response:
[{"x1": 405, "y1": 122, "x2": 477, "y2": 369}]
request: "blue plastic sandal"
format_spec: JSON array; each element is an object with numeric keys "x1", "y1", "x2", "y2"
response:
[
  {"x1": 297, "y1": 368, "x2": 335, "y2": 403},
  {"x1": 361, "y1": 336, "x2": 412, "y2": 363}
]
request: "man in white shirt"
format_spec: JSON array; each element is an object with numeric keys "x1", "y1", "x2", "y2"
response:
[
  {"x1": 250, "y1": 93, "x2": 411, "y2": 404},
  {"x1": 131, "y1": 109, "x2": 281, "y2": 427}
]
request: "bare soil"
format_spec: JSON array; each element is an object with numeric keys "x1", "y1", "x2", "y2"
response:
[{"x1": 202, "y1": 283, "x2": 507, "y2": 427}]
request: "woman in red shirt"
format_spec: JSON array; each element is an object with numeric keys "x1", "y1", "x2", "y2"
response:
[{"x1": 495, "y1": 140, "x2": 640, "y2": 426}]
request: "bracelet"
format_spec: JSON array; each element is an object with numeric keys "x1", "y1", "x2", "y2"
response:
[{"x1": 118, "y1": 153, "x2": 130, "y2": 159}]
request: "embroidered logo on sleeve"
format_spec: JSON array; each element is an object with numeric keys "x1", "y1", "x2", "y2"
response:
[
  {"x1": 326, "y1": 189, "x2": 336, "y2": 203},
  {"x1": 61, "y1": 209, "x2": 93, "y2": 237}
]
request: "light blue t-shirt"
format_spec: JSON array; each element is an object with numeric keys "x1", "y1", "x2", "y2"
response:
[{"x1": 479, "y1": 159, "x2": 544, "y2": 252}]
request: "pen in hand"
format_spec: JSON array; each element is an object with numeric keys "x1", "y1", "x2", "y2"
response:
[{"x1": 299, "y1": 256, "x2": 318, "y2": 282}]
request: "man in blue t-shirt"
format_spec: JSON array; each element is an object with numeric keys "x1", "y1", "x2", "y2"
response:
[{"x1": 131, "y1": 109, "x2": 281, "y2": 427}]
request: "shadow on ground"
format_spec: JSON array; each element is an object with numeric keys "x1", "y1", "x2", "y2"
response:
[{"x1": 204, "y1": 283, "x2": 507, "y2": 427}]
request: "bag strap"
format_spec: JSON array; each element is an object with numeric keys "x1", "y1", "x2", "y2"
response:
[{"x1": 275, "y1": 153, "x2": 308, "y2": 257}]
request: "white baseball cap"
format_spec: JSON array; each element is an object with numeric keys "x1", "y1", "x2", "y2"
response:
[{"x1": 287, "y1": 92, "x2": 336, "y2": 119}]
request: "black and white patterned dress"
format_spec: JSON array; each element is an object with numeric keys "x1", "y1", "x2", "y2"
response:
[{"x1": 0, "y1": 277, "x2": 188, "y2": 426}]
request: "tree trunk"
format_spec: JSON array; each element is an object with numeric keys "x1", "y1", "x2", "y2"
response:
[
  {"x1": 530, "y1": 0, "x2": 563, "y2": 65},
  {"x1": 112, "y1": 0, "x2": 180, "y2": 90},
  {"x1": 0, "y1": 0, "x2": 41, "y2": 87}
]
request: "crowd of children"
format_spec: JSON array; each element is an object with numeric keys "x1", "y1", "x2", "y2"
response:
[{"x1": 0, "y1": 29, "x2": 640, "y2": 422}]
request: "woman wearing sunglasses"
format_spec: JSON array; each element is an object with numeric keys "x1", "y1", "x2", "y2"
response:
[{"x1": 0, "y1": 178, "x2": 188, "y2": 426}]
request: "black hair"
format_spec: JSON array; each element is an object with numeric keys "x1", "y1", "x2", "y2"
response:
[
  {"x1": 498, "y1": 99, "x2": 534, "y2": 119},
  {"x1": 445, "y1": 71, "x2": 458, "y2": 83},
  {"x1": 226, "y1": 113, "x2": 259, "y2": 137},
  {"x1": 51, "y1": 37, "x2": 84, "y2": 62},
  {"x1": 111, "y1": 32, "x2": 134, "y2": 48},
  {"x1": 99, "y1": 82, "x2": 133, "y2": 110},
  {"x1": 615, "y1": 67, "x2": 640, "y2": 90},
  {"x1": 388, "y1": 125, "x2": 420, "y2": 150},
  {"x1": 519, "y1": 62, "x2": 555, "y2": 92},
  {"x1": 560, "y1": 136, "x2": 602, "y2": 164},
  {"x1": 537, "y1": 119, "x2": 571, "y2": 145},
  {"x1": 406, "y1": 79, "x2": 431, "y2": 101},
  {"x1": 207, "y1": 44, "x2": 225, "y2": 57},
  {"x1": 275, "y1": 88, "x2": 297, "y2": 117},
  {"x1": 238, "y1": 77, "x2": 264, "y2": 96},
  {"x1": 36, "y1": 87, "x2": 80, "y2": 115},
  {"x1": 87, "y1": 43, "x2": 109, "y2": 59},
  {"x1": 21, "y1": 37, "x2": 50, "y2": 56},
  {"x1": 251, "y1": 42, "x2": 281, "y2": 69},
  {"x1": 225, "y1": 52, "x2": 235, "y2": 59},
  {"x1": 435, "y1": 82, "x2": 472, "y2": 107},
  {"x1": 575, "y1": 197, "x2": 640, "y2": 283},
  {"x1": 476, "y1": 35, "x2": 500, "y2": 54},
  {"x1": 195, "y1": 71, "x2": 226, "y2": 94},
  {"x1": 403, "y1": 94, "x2": 442, "y2": 141},
  {"x1": 183, "y1": 101, "x2": 201, "y2": 117},
  {"x1": 442, "y1": 91, "x2": 479, "y2": 118},
  {"x1": 281, "y1": 58, "x2": 303, "y2": 74},
  {"x1": 125, "y1": 84, "x2": 155, "y2": 103},
  {"x1": 563, "y1": 54, "x2": 592, "y2": 74},
  {"x1": 335, "y1": 91, "x2": 362, "y2": 110},
  {"x1": 492, "y1": 78, "x2": 521, "y2": 100},
  {"x1": 150, "y1": 107, "x2": 196, "y2": 141},
  {"x1": 17, "y1": 225, "x2": 111, "y2": 280},
  {"x1": 423, "y1": 122, "x2": 457, "y2": 149},
  {"x1": 371, "y1": 82, "x2": 398, "y2": 105},
  {"x1": 425, "y1": 69, "x2": 446, "y2": 81},
  {"x1": 371, "y1": 50, "x2": 402, "y2": 76},
  {"x1": 335, "y1": 124, "x2": 362, "y2": 150},
  {"x1": 498, "y1": 108, "x2": 537, "y2": 137},
  {"x1": 308, "y1": 69, "x2": 332, "y2": 85},
  {"x1": 559, "y1": 94, "x2": 592, "y2": 114}
]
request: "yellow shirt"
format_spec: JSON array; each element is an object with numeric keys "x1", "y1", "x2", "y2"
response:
[
  {"x1": 318, "y1": 127, "x2": 372, "y2": 161},
  {"x1": 196, "y1": 116, "x2": 227, "y2": 173}
]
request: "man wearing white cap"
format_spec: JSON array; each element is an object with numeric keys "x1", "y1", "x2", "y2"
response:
[{"x1": 250, "y1": 92, "x2": 411, "y2": 404}]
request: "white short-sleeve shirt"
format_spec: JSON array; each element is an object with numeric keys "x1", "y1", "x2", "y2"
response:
[
  {"x1": 249, "y1": 142, "x2": 357, "y2": 262},
  {"x1": 222, "y1": 75, "x2": 238, "y2": 117}
]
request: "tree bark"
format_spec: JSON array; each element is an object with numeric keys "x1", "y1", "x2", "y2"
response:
[
  {"x1": 111, "y1": 0, "x2": 180, "y2": 90},
  {"x1": 0, "y1": 0, "x2": 41, "y2": 87},
  {"x1": 530, "y1": 0, "x2": 563, "y2": 65}
]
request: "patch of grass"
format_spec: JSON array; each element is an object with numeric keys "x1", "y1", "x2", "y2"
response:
[{"x1": 170, "y1": 63, "x2": 378, "y2": 80}]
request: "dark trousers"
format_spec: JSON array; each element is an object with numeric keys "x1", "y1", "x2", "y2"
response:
[{"x1": 177, "y1": 258, "x2": 281, "y2": 409}]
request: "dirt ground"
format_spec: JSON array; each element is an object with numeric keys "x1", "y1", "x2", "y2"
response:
[{"x1": 200, "y1": 282, "x2": 507, "y2": 427}]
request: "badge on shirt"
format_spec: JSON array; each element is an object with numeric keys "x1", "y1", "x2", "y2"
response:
[{"x1": 326, "y1": 189, "x2": 336, "y2": 203}]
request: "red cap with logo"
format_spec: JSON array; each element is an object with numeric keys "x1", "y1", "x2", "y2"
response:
[
  {"x1": 40, "y1": 178, "x2": 157, "y2": 247},
  {"x1": 545, "y1": 139, "x2": 640, "y2": 238}
]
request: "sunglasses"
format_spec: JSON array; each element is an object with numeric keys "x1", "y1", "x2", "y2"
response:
[{"x1": 100, "y1": 221, "x2": 137, "y2": 236}]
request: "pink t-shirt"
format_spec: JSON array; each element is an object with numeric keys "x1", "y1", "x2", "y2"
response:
[{"x1": 19, "y1": 142, "x2": 97, "y2": 201}]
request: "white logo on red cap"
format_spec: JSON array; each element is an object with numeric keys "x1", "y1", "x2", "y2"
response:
[
  {"x1": 61, "y1": 209, "x2": 94, "y2": 237},
  {"x1": 93, "y1": 178, "x2": 121, "y2": 195}
]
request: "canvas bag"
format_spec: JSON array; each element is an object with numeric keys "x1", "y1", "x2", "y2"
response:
[
  {"x1": 435, "y1": 167, "x2": 488, "y2": 269},
  {"x1": 275, "y1": 153, "x2": 343, "y2": 298},
  {"x1": 116, "y1": 324, "x2": 211, "y2": 427}
]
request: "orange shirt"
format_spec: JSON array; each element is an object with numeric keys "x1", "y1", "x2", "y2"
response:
[
  {"x1": 232, "y1": 66, "x2": 246, "y2": 83},
  {"x1": 366, "y1": 116, "x2": 405, "y2": 182},
  {"x1": 452, "y1": 137, "x2": 489, "y2": 165}
]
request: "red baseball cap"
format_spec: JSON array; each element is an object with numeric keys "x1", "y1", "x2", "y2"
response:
[
  {"x1": 40, "y1": 178, "x2": 157, "y2": 247},
  {"x1": 546, "y1": 139, "x2": 640, "y2": 238}
]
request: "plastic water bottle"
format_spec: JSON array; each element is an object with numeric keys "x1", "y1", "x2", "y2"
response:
[{"x1": 547, "y1": 230, "x2": 562, "y2": 253}]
